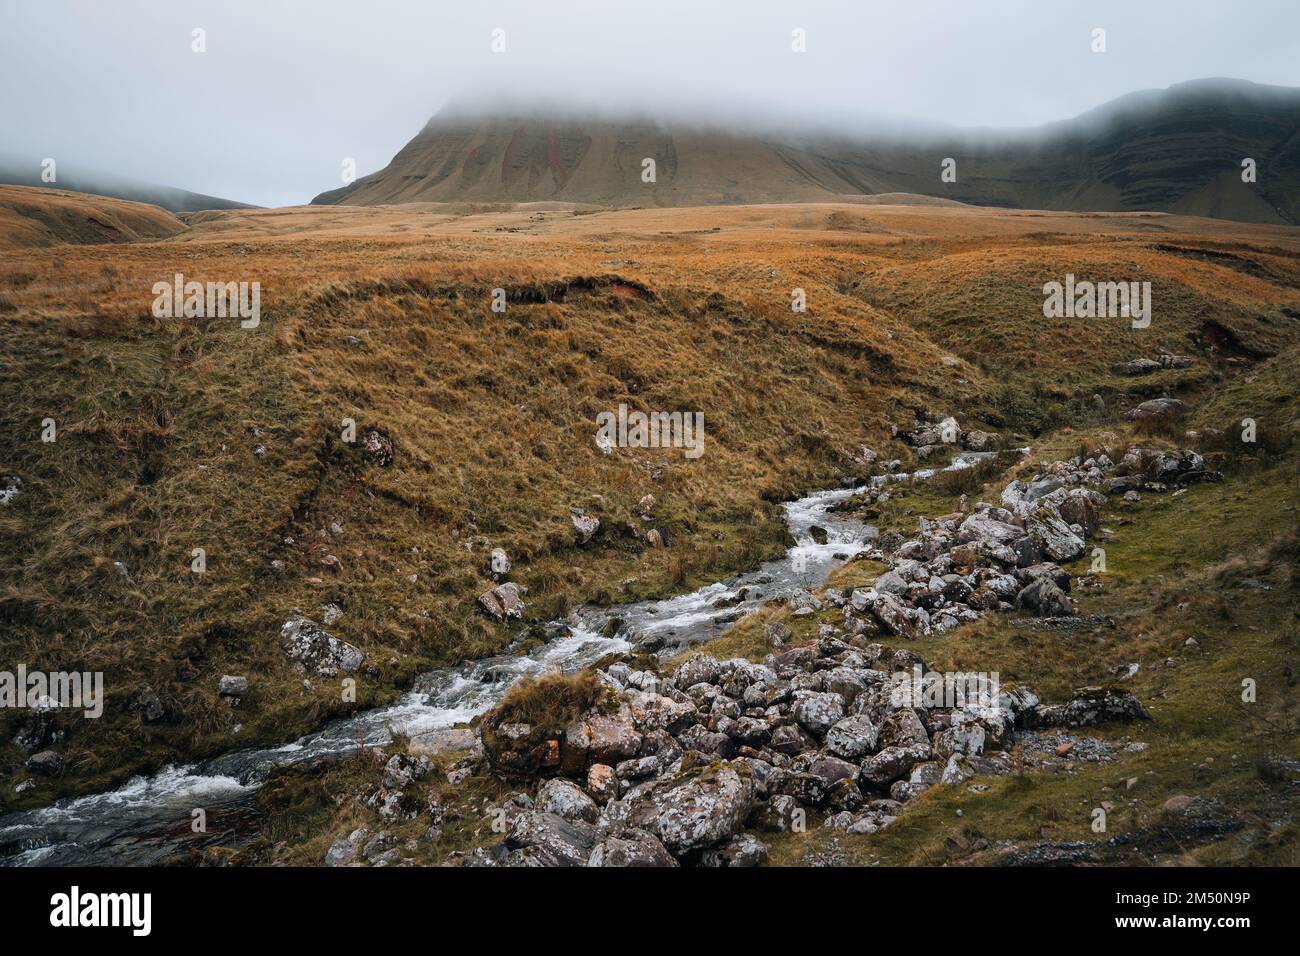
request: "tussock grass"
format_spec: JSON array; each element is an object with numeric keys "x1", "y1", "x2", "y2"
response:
[{"x1": 3, "y1": 197, "x2": 1298, "y2": 809}]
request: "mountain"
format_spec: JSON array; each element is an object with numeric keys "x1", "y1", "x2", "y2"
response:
[
  {"x1": 0, "y1": 157, "x2": 254, "y2": 213},
  {"x1": 314, "y1": 79, "x2": 1300, "y2": 224}
]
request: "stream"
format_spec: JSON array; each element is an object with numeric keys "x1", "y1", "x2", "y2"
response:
[{"x1": 0, "y1": 451, "x2": 1001, "y2": 865}]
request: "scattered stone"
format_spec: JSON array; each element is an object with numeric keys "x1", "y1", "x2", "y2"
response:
[
  {"x1": 218, "y1": 675, "x2": 248, "y2": 697},
  {"x1": 570, "y1": 508, "x2": 600, "y2": 545}
]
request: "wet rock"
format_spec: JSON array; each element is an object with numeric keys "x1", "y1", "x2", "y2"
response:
[
  {"x1": 477, "y1": 582, "x2": 526, "y2": 621},
  {"x1": 280, "y1": 615, "x2": 364, "y2": 676}
]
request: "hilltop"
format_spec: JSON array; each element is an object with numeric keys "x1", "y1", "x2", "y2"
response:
[{"x1": 315, "y1": 79, "x2": 1300, "y2": 224}]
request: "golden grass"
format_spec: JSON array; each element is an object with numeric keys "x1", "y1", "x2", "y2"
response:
[{"x1": 1, "y1": 196, "x2": 1297, "y2": 807}]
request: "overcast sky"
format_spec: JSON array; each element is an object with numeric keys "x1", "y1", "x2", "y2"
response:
[{"x1": 1, "y1": 0, "x2": 1297, "y2": 207}]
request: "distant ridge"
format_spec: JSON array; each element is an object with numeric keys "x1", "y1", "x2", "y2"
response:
[
  {"x1": 315, "y1": 79, "x2": 1300, "y2": 224},
  {"x1": 0, "y1": 157, "x2": 254, "y2": 213}
]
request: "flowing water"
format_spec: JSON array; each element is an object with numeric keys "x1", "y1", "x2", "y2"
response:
[{"x1": 0, "y1": 451, "x2": 1002, "y2": 866}]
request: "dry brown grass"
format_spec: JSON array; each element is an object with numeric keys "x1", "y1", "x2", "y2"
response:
[{"x1": 1, "y1": 196, "x2": 1297, "y2": 804}]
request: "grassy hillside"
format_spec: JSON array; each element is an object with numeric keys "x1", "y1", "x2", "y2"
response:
[
  {"x1": 1, "y1": 198, "x2": 1297, "y2": 809},
  {"x1": 0, "y1": 185, "x2": 185, "y2": 250}
]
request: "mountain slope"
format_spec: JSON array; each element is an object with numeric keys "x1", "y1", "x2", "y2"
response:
[
  {"x1": 0, "y1": 185, "x2": 185, "y2": 249},
  {"x1": 316, "y1": 79, "x2": 1300, "y2": 223},
  {"x1": 0, "y1": 158, "x2": 254, "y2": 213}
]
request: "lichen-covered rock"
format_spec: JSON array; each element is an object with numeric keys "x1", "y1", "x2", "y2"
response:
[
  {"x1": 570, "y1": 508, "x2": 600, "y2": 544},
  {"x1": 587, "y1": 827, "x2": 678, "y2": 867},
  {"x1": 504, "y1": 810, "x2": 597, "y2": 867},
  {"x1": 791, "y1": 691, "x2": 846, "y2": 738},
  {"x1": 1124, "y1": 397, "x2": 1184, "y2": 422},
  {"x1": 626, "y1": 757, "x2": 756, "y2": 858},
  {"x1": 536, "y1": 777, "x2": 599, "y2": 823},
  {"x1": 1031, "y1": 687, "x2": 1151, "y2": 728},
  {"x1": 825, "y1": 714, "x2": 880, "y2": 760},
  {"x1": 700, "y1": 833, "x2": 769, "y2": 867},
  {"x1": 673, "y1": 653, "x2": 721, "y2": 688},
  {"x1": 586, "y1": 763, "x2": 619, "y2": 804},
  {"x1": 280, "y1": 615, "x2": 364, "y2": 676},
  {"x1": 860, "y1": 744, "x2": 933, "y2": 787}
]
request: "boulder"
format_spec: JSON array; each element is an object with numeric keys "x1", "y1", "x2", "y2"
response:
[
  {"x1": 570, "y1": 509, "x2": 600, "y2": 544},
  {"x1": 217, "y1": 675, "x2": 248, "y2": 697},
  {"x1": 536, "y1": 778, "x2": 599, "y2": 823},
  {"x1": 791, "y1": 691, "x2": 846, "y2": 738},
  {"x1": 860, "y1": 744, "x2": 933, "y2": 787},
  {"x1": 1016, "y1": 577, "x2": 1072, "y2": 617},
  {"x1": 1124, "y1": 397, "x2": 1184, "y2": 422},
  {"x1": 626, "y1": 757, "x2": 756, "y2": 858},
  {"x1": 1031, "y1": 687, "x2": 1151, "y2": 728},
  {"x1": 477, "y1": 582, "x2": 526, "y2": 621},
  {"x1": 825, "y1": 714, "x2": 880, "y2": 760},
  {"x1": 488, "y1": 548, "x2": 511, "y2": 581},
  {"x1": 26, "y1": 750, "x2": 62, "y2": 776},
  {"x1": 504, "y1": 811, "x2": 598, "y2": 867},
  {"x1": 586, "y1": 763, "x2": 619, "y2": 804},
  {"x1": 560, "y1": 711, "x2": 643, "y2": 773},
  {"x1": 673, "y1": 653, "x2": 721, "y2": 688},
  {"x1": 280, "y1": 615, "x2": 365, "y2": 676},
  {"x1": 700, "y1": 834, "x2": 769, "y2": 867},
  {"x1": 587, "y1": 828, "x2": 678, "y2": 867}
]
